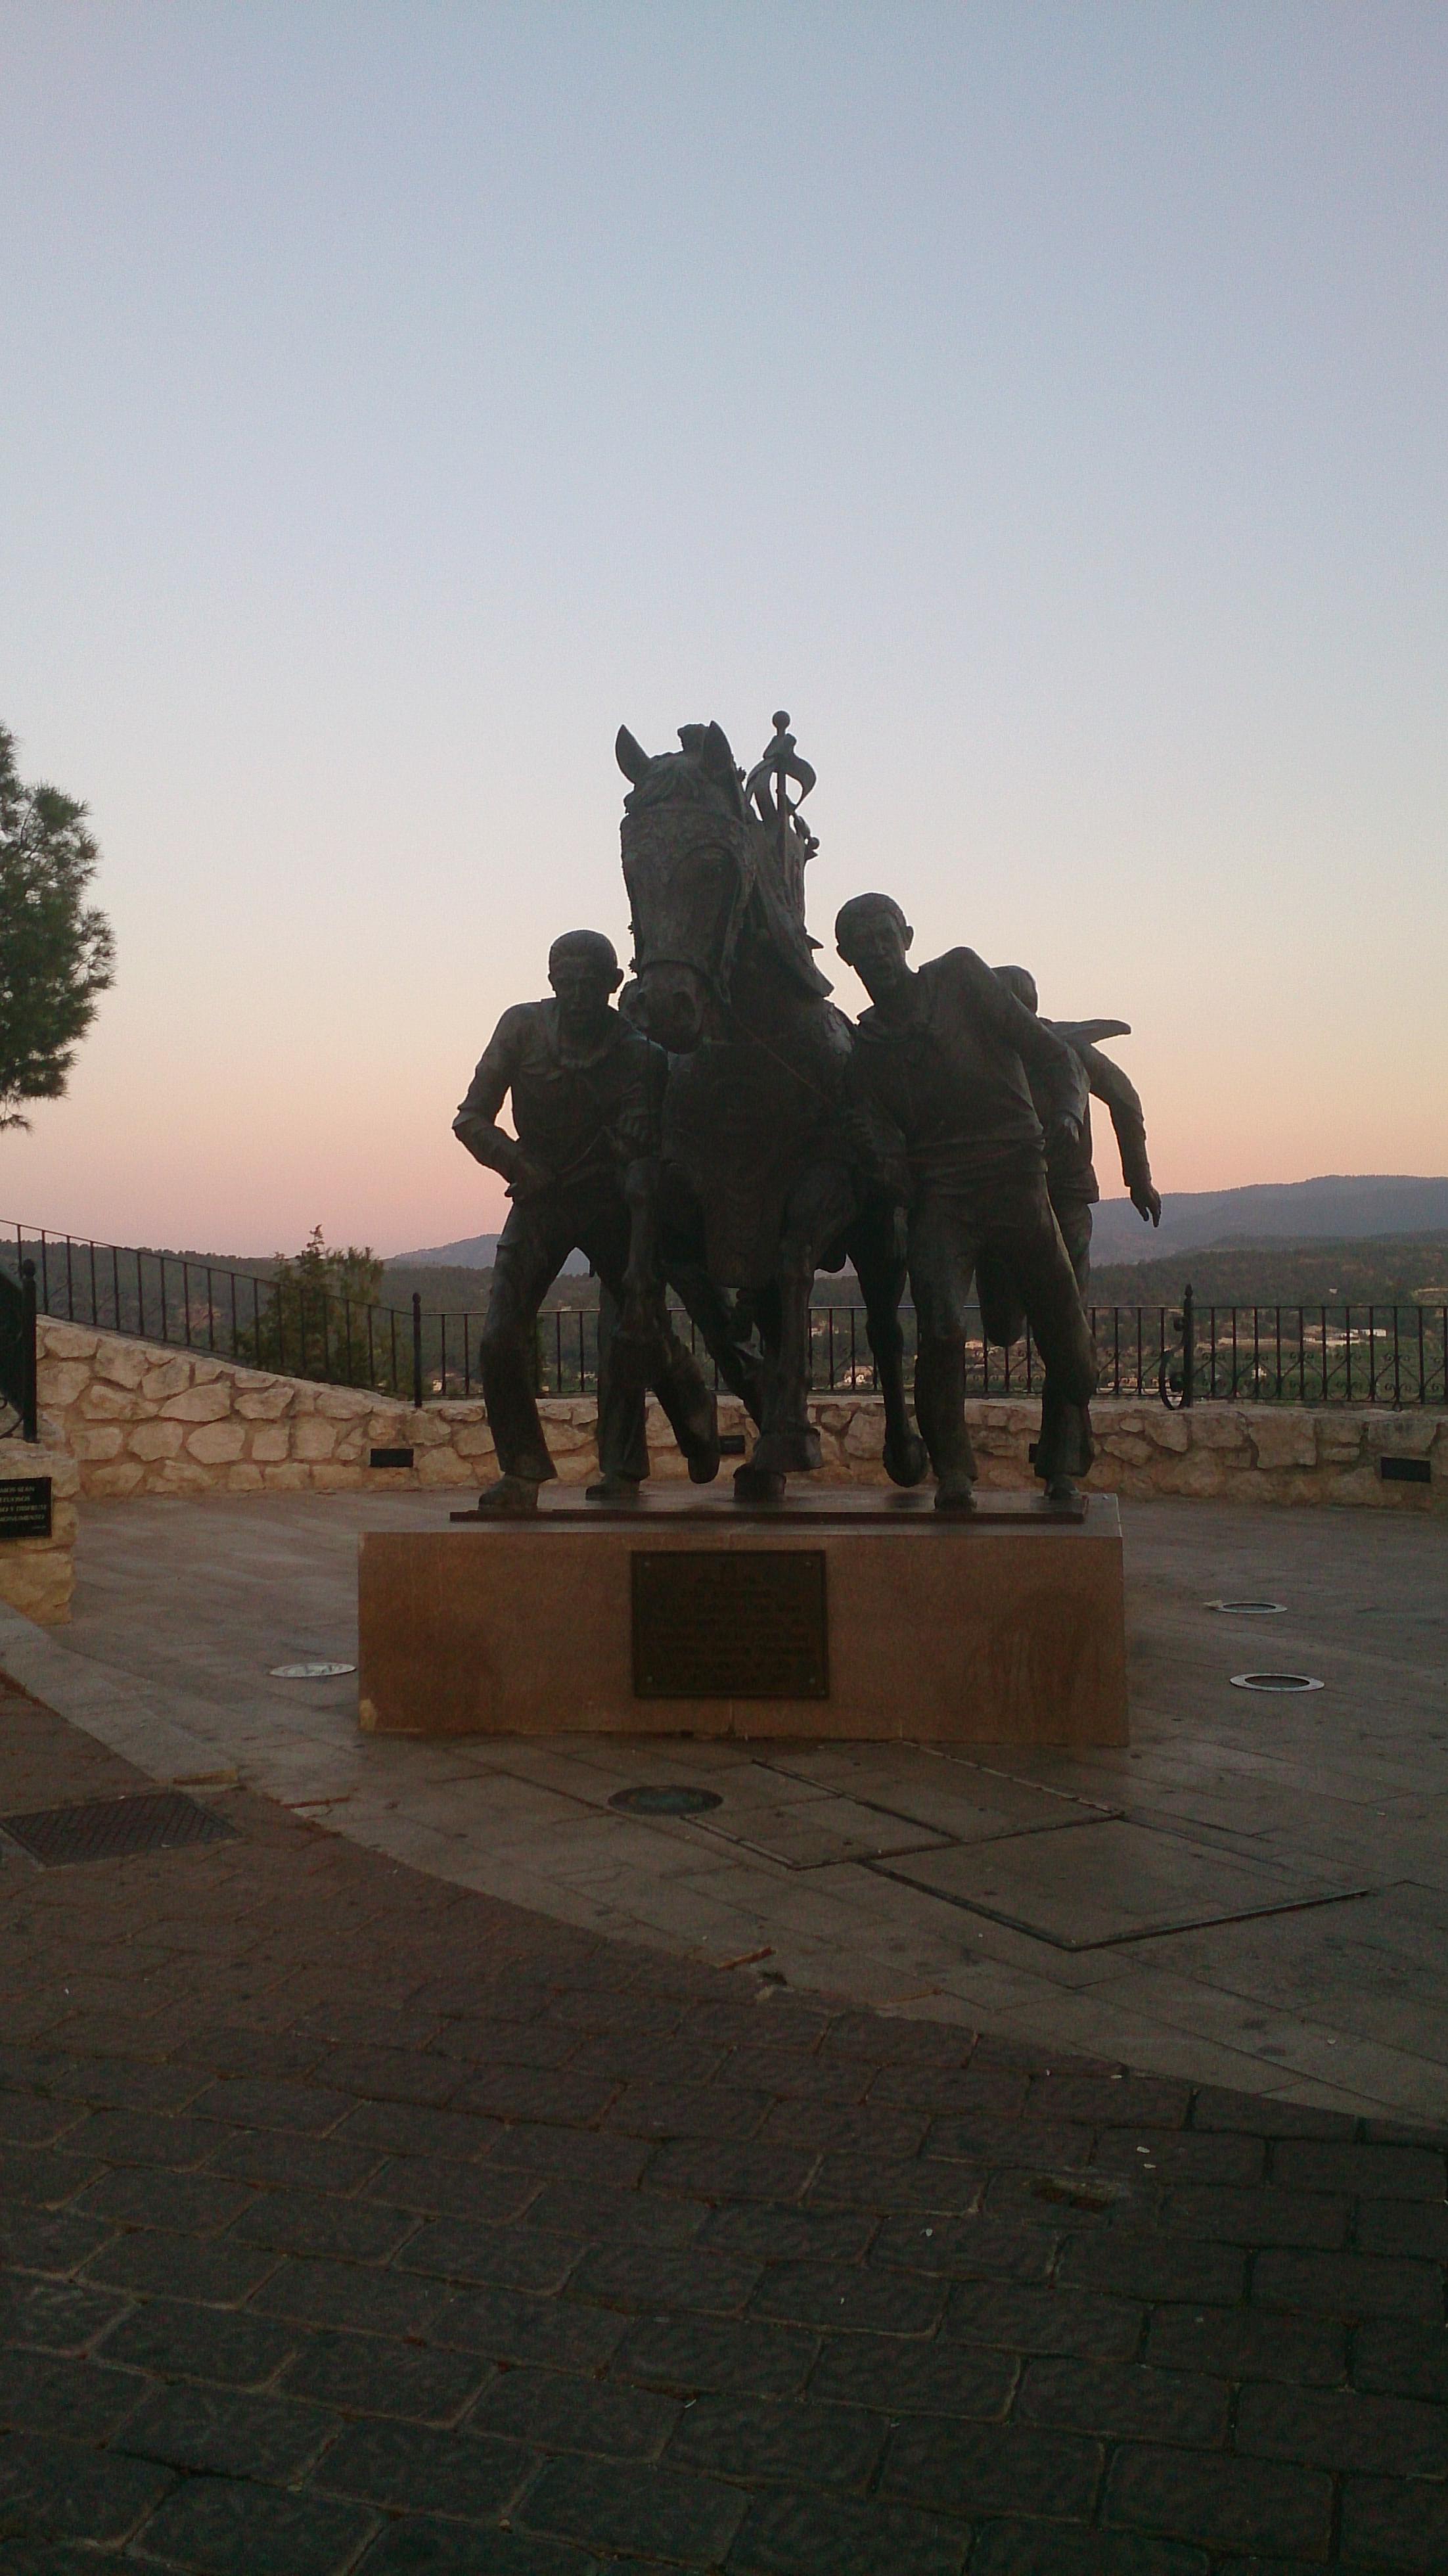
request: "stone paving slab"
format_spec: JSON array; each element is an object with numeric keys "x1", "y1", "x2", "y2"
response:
[{"x1": 0, "y1": 1679, "x2": 1444, "y2": 2568}]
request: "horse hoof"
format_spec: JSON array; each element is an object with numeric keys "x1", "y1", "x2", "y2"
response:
[
  {"x1": 750, "y1": 1430, "x2": 821, "y2": 1476},
  {"x1": 733, "y1": 1463, "x2": 786, "y2": 1506},
  {"x1": 934, "y1": 1477, "x2": 976, "y2": 1514},
  {"x1": 884, "y1": 1432, "x2": 930, "y2": 1489},
  {"x1": 687, "y1": 1443, "x2": 722, "y2": 1486}
]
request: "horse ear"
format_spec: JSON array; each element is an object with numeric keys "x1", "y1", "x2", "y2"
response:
[
  {"x1": 616, "y1": 727, "x2": 651, "y2": 785},
  {"x1": 700, "y1": 721, "x2": 737, "y2": 782}
]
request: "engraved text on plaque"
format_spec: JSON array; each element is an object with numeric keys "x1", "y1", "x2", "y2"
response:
[{"x1": 631, "y1": 1551, "x2": 828, "y2": 1699}]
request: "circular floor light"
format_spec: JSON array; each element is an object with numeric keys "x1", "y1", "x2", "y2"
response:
[
  {"x1": 609, "y1": 1785, "x2": 723, "y2": 1818},
  {"x1": 1207, "y1": 1599, "x2": 1286, "y2": 1615},
  {"x1": 269, "y1": 1661, "x2": 357, "y2": 1680},
  {"x1": 1230, "y1": 1672, "x2": 1323, "y2": 1693}
]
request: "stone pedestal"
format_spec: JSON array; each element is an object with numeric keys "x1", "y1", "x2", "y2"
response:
[
  {"x1": 358, "y1": 1489, "x2": 1127, "y2": 1746},
  {"x1": 0, "y1": 1444, "x2": 78, "y2": 1626}
]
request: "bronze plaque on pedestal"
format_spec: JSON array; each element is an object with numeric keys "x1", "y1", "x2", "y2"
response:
[{"x1": 631, "y1": 1550, "x2": 828, "y2": 1698}]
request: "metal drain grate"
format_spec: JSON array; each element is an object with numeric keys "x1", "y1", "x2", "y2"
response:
[
  {"x1": 609, "y1": 1785, "x2": 723, "y2": 1818},
  {"x1": 0, "y1": 1790, "x2": 240, "y2": 1868}
]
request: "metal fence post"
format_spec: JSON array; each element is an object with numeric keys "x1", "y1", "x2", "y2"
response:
[
  {"x1": 1181, "y1": 1281, "x2": 1196, "y2": 1409},
  {"x1": 411, "y1": 1293, "x2": 424, "y2": 1411},
  {"x1": 20, "y1": 1259, "x2": 37, "y2": 1442}
]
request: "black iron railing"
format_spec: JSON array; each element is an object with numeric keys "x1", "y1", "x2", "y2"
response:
[
  {"x1": 4, "y1": 1222, "x2": 1444, "y2": 1410},
  {"x1": 0, "y1": 1258, "x2": 38, "y2": 1440}
]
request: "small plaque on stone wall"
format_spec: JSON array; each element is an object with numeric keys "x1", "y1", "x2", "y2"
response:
[
  {"x1": 0, "y1": 1477, "x2": 52, "y2": 1540},
  {"x1": 631, "y1": 1550, "x2": 828, "y2": 1699}
]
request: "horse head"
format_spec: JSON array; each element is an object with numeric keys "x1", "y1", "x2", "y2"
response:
[{"x1": 616, "y1": 722, "x2": 756, "y2": 1052}]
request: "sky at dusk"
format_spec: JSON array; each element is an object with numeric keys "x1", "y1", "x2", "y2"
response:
[{"x1": 1, "y1": 2, "x2": 1444, "y2": 1257}]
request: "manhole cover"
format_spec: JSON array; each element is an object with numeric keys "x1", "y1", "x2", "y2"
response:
[
  {"x1": 1230, "y1": 1672, "x2": 1324, "y2": 1693},
  {"x1": 0, "y1": 1791, "x2": 239, "y2": 1868},
  {"x1": 1208, "y1": 1599, "x2": 1286, "y2": 1615},
  {"x1": 608, "y1": 1785, "x2": 724, "y2": 1818},
  {"x1": 269, "y1": 1662, "x2": 356, "y2": 1679}
]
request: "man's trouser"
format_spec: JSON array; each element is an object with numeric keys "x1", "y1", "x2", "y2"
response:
[
  {"x1": 479, "y1": 1182, "x2": 712, "y2": 1484},
  {"x1": 909, "y1": 1168, "x2": 1097, "y2": 1488}
]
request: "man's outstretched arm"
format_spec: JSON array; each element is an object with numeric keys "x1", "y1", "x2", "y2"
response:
[{"x1": 1080, "y1": 1041, "x2": 1160, "y2": 1222}]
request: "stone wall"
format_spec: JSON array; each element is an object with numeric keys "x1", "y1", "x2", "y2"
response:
[
  {"x1": 0, "y1": 1440, "x2": 79, "y2": 1623},
  {"x1": 35, "y1": 1316, "x2": 1445, "y2": 1512}
]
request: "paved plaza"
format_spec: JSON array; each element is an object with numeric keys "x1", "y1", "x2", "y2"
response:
[
  {"x1": 0, "y1": 1672, "x2": 1445, "y2": 2571},
  {"x1": 0, "y1": 1490, "x2": 1443, "y2": 2567},
  {"x1": 4, "y1": 1494, "x2": 1447, "y2": 2121}
]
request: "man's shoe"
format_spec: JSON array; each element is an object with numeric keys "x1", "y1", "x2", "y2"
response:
[
  {"x1": 585, "y1": 1475, "x2": 643, "y2": 1505},
  {"x1": 473, "y1": 1475, "x2": 541, "y2": 1513}
]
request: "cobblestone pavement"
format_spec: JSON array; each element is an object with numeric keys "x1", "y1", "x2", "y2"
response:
[{"x1": 0, "y1": 1680, "x2": 1444, "y2": 2572}]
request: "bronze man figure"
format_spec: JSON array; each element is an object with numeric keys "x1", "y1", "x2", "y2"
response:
[
  {"x1": 834, "y1": 895, "x2": 1097, "y2": 1509},
  {"x1": 992, "y1": 965, "x2": 1160, "y2": 1301},
  {"x1": 453, "y1": 931, "x2": 718, "y2": 1509}
]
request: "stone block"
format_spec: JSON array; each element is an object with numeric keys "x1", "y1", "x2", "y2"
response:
[
  {"x1": 68, "y1": 1424, "x2": 127, "y2": 1461},
  {"x1": 843, "y1": 1410, "x2": 884, "y2": 1461},
  {"x1": 37, "y1": 1360, "x2": 94, "y2": 1410},
  {"x1": 1363, "y1": 1413, "x2": 1437, "y2": 1457},
  {"x1": 91, "y1": 1340, "x2": 151, "y2": 1391},
  {"x1": 1249, "y1": 1413, "x2": 1319, "y2": 1471},
  {"x1": 1161, "y1": 1453, "x2": 1228, "y2": 1498},
  {"x1": 235, "y1": 1384, "x2": 294, "y2": 1419},
  {"x1": 311, "y1": 1461, "x2": 364, "y2": 1492},
  {"x1": 248, "y1": 1423, "x2": 290, "y2": 1463},
  {"x1": 1143, "y1": 1412, "x2": 1190, "y2": 1452},
  {"x1": 1187, "y1": 1409, "x2": 1249, "y2": 1450},
  {"x1": 452, "y1": 1423, "x2": 495, "y2": 1459},
  {"x1": 127, "y1": 1421, "x2": 185, "y2": 1461},
  {"x1": 143, "y1": 1358, "x2": 194, "y2": 1399},
  {"x1": 415, "y1": 1444, "x2": 469, "y2": 1488},
  {"x1": 315, "y1": 1385, "x2": 374, "y2": 1421},
  {"x1": 228, "y1": 1465, "x2": 264, "y2": 1492},
  {"x1": 161, "y1": 1384, "x2": 233, "y2": 1423},
  {"x1": 87, "y1": 1460, "x2": 147, "y2": 1497},
  {"x1": 156, "y1": 1458, "x2": 219, "y2": 1494},
  {"x1": 186, "y1": 1421, "x2": 248, "y2": 1465},
  {"x1": 78, "y1": 1382, "x2": 137, "y2": 1421},
  {"x1": 1102, "y1": 1435, "x2": 1153, "y2": 1465},
  {"x1": 292, "y1": 1417, "x2": 338, "y2": 1462},
  {"x1": 39, "y1": 1319, "x2": 99, "y2": 1360},
  {"x1": 0, "y1": 1553, "x2": 73, "y2": 1624},
  {"x1": 261, "y1": 1462, "x2": 312, "y2": 1490}
]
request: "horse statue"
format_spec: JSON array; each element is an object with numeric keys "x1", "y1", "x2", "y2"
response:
[{"x1": 616, "y1": 713, "x2": 926, "y2": 1502}]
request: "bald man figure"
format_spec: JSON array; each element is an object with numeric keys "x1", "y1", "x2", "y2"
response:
[{"x1": 453, "y1": 931, "x2": 718, "y2": 1508}]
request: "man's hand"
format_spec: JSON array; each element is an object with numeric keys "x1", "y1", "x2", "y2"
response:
[
  {"x1": 451, "y1": 1113, "x2": 552, "y2": 1197},
  {"x1": 505, "y1": 1149, "x2": 554, "y2": 1200},
  {"x1": 1132, "y1": 1184, "x2": 1162, "y2": 1226}
]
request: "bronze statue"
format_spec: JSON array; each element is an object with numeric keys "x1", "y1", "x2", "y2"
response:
[
  {"x1": 453, "y1": 930, "x2": 719, "y2": 1507},
  {"x1": 616, "y1": 718, "x2": 925, "y2": 1501},
  {"x1": 834, "y1": 895, "x2": 1097, "y2": 1508},
  {"x1": 991, "y1": 965, "x2": 1160, "y2": 1301}
]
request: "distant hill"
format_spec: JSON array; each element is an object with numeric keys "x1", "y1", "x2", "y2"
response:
[
  {"x1": 1087, "y1": 1235, "x2": 1448, "y2": 1311},
  {"x1": 1090, "y1": 1175, "x2": 1448, "y2": 1266},
  {"x1": 388, "y1": 1232, "x2": 587, "y2": 1276}
]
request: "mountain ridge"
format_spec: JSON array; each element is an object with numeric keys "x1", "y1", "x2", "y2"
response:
[{"x1": 388, "y1": 1176, "x2": 1448, "y2": 1273}]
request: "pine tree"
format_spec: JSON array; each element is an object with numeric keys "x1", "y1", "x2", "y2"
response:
[{"x1": 0, "y1": 726, "x2": 115, "y2": 1130}]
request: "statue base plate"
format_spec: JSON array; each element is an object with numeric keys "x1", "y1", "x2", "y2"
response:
[{"x1": 358, "y1": 1488, "x2": 1127, "y2": 1747}]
